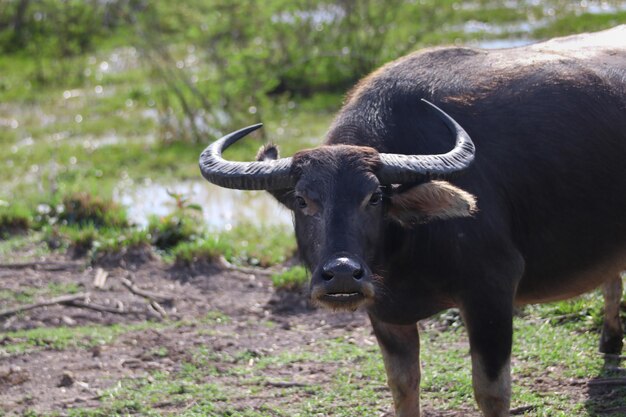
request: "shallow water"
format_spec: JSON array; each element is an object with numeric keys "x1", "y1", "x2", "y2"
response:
[{"x1": 115, "y1": 180, "x2": 293, "y2": 230}]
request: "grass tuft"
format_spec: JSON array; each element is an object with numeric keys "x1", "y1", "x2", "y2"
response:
[
  {"x1": 148, "y1": 213, "x2": 198, "y2": 250},
  {"x1": 171, "y1": 236, "x2": 232, "y2": 266},
  {"x1": 95, "y1": 229, "x2": 151, "y2": 252},
  {"x1": 60, "y1": 192, "x2": 127, "y2": 228},
  {"x1": 0, "y1": 202, "x2": 32, "y2": 238},
  {"x1": 222, "y1": 224, "x2": 297, "y2": 267},
  {"x1": 61, "y1": 223, "x2": 99, "y2": 257},
  {"x1": 271, "y1": 266, "x2": 309, "y2": 291}
]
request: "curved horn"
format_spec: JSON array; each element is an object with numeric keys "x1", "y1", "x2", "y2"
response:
[
  {"x1": 377, "y1": 99, "x2": 475, "y2": 184},
  {"x1": 199, "y1": 124, "x2": 295, "y2": 190}
]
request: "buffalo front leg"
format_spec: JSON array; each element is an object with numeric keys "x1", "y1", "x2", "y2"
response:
[
  {"x1": 369, "y1": 314, "x2": 421, "y2": 417},
  {"x1": 462, "y1": 297, "x2": 514, "y2": 417},
  {"x1": 600, "y1": 275, "x2": 624, "y2": 354}
]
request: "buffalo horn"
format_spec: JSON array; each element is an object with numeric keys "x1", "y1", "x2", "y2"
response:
[
  {"x1": 198, "y1": 124, "x2": 294, "y2": 190},
  {"x1": 377, "y1": 99, "x2": 475, "y2": 184}
]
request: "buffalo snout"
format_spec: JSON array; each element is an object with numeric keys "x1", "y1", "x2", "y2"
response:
[
  {"x1": 321, "y1": 256, "x2": 364, "y2": 281},
  {"x1": 310, "y1": 253, "x2": 375, "y2": 310}
]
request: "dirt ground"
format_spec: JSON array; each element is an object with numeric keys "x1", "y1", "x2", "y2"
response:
[{"x1": 0, "y1": 250, "x2": 622, "y2": 417}]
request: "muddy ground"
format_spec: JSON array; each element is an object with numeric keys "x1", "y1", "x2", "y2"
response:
[{"x1": 0, "y1": 249, "x2": 622, "y2": 417}]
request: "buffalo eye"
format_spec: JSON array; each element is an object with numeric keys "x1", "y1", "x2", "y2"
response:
[
  {"x1": 369, "y1": 191, "x2": 383, "y2": 206},
  {"x1": 295, "y1": 196, "x2": 307, "y2": 209}
]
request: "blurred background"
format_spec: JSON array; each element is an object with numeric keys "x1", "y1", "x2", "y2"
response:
[{"x1": 0, "y1": 0, "x2": 625, "y2": 263}]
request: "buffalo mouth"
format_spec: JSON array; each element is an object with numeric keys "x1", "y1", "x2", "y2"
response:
[
  {"x1": 321, "y1": 291, "x2": 364, "y2": 304},
  {"x1": 311, "y1": 284, "x2": 375, "y2": 311}
]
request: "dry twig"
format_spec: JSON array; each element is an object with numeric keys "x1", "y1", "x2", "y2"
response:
[
  {"x1": 217, "y1": 256, "x2": 282, "y2": 276},
  {"x1": 0, "y1": 293, "x2": 89, "y2": 318},
  {"x1": 121, "y1": 275, "x2": 173, "y2": 303},
  {"x1": 511, "y1": 405, "x2": 536, "y2": 415},
  {"x1": 587, "y1": 378, "x2": 626, "y2": 387},
  {"x1": 92, "y1": 268, "x2": 108, "y2": 289},
  {"x1": 63, "y1": 300, "x2": 144, "y2": 316},
  {"x1": 265, "y1": 381, "x2": 310, "y2": 388},
  {"x1": 0, "y1": 261, "x2": 83, "y2": 272},
  {"x1": 149, "y1": 300, "x2": 167, "y2": 318}
]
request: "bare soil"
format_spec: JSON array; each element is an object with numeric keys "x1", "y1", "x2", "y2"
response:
[{"x1": 0, "y1": 250, "x2": 622, "y2": 416}]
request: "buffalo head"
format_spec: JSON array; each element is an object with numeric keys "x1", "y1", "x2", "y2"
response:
[{"x1": 199, "y1": 100, "x2": 477, "y2": 311}]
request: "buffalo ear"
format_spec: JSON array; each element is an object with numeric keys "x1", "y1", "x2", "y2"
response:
[
  {"x1": 388, "y1": 180, "x2": 477, "y2": 226},
  {"x1": 256, "y1": 143, "x2": 280, "y2": 161},
  {"x1": 257, "y1": 144, "x2": 294, "y2": 209}
]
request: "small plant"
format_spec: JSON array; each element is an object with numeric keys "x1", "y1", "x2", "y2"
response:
[
  {"x1": 271, "y1": 266, "x2": 309, "y2": 291},
  {"x1": 63, "y1": 223, "x2": 99, "y2": 258},
  {"x1": 172, "y1": 237, "x2": 232, "y2": 267},
  {"x1": 148, "y1": 214, "x2": 198, "y2": 250},
  {"x1": 60, "y1": 192, "x2": 128, "y2": 228},
  {"x1": 87, "y1": 228, "x2": 153, "y2": 266},
  {"x1": 166, "y1": 190, "x2": 203, "y2": 213},
  {"x1": 94, "y1": 229, "x2": 151, "y2": 254},
  {"x1": 0, "y1": 201, "x2": 32, "y2": 238},
  {"x1": 148, "y1": 191, "x2": 203, "y2": 251}
]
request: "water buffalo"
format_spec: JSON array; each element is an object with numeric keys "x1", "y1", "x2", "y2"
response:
[{"x1": 199, "y1": 26, "x2": 626, "y2": 417}]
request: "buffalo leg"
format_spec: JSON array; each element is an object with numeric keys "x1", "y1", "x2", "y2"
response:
[
  {"x1": 599, "y1": 275, "x2": 624, "y2": 354},
  {"x1": 370, "y1": 315, "x2": 421, "y2": 417},
  {"x1": 462, "y1": 299, "x2": 513, "y2": 417}
]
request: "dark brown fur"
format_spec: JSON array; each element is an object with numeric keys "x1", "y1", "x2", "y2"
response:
[{"x1": 259, "y1": 27, "x2": 626, "y2": 416}]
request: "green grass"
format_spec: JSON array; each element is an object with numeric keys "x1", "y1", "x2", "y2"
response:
[
  {"x1": 271, "y1": 266, "x2": 309, "y2": 290},
  {"x1": 0, "y1": 322, "x2": 165, "y2": 357},
  {"x1": 171, "y1": 236, "x2": 232, "y2": 266},
  {"x1": 171, "y1": 223, "x2": 298, "y2": 268},
  {"x1": 6, "y1": 291, "x2": 624, "y2": 416},
  {"x1": 0, "y1": 232, "x2": 51, "y2": 262},
  {"x1": 220, "y1": 223, "x2": 297, "y2": 267},
  {"x1": 148, "y1": 213, "x2": 199, "y2": 250},
  {"x1": 0, "y1": 280, "x2": 82, "y2": 308},
  {"x1": 92, "y1": 228, "x2": 151, "y2": 255},
  {"x1": 0, "y1": 202, "x2": 32, "y2": 237},
  {"x1": 59, "y1": 300, "x2": 624, "y2": 416}
]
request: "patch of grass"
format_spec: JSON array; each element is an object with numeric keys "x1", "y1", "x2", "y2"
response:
[
  {"x1": 0, "y1": 287, "x2": 38, "y2": 305},
  {"x1": 0, "y1": 322, "x2": 165, "y2": 357},
  {"x1": 46, "y1": 224, "x2": 152, "y2": 262},
  {"x1": 524, "y1": 290, "x2": 605, "y2": 330},
  {"x1": 202, "y1": 310, "x2": 231, "y2": 325},
  {"x1": 170, "y1": 236, "x2": 232, "y2": 266},
  {"x1": 52, "y1": 301, "x2": 626, "y2": 417},
  {"x1": 59, "y1": 223, "x2": 99, "y2": 257},
  {"x1": 271, "y1": 266, "x2": 309, "y2": 291},
  {"x1": 0, "y1": 232, "x2": 51, "y2": 262},
  {"x1": 221, "y1": 223, "x2": 297, "y2": 267},
  {"x1": 170, "y1": 224, "x2": 296, "y2": 268},
  {"x1": 0, "y1": 282, "x2": 83, "y2": 308},
  {"x1": 0, "y1": 201, "x2": 32, "y2": 238},
  {"x1": 59, "y1": 192, "x2": 127, "y2": 228},
  {"x1": 148, "y1": 213, "x2": 198, "y2": 251},
  {"x1": 66, "y1": 366, "x2": 228, "y2": 416},
  {"x1": 93, "y1": 228, "x2": 151, "y2": 254}
]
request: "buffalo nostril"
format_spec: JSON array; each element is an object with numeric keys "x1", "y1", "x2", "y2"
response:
[
  {"x1": 353, "y1": 268, "x2": 364, "y2": 280},
  {"x1": 321, "y1": 270, "x2": 334, "y2": 281}
]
